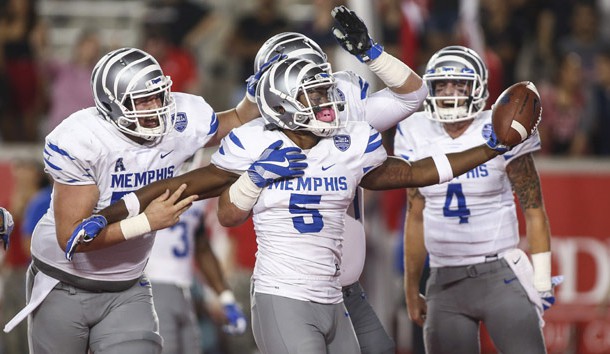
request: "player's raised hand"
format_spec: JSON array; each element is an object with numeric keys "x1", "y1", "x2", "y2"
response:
[
  {"x1": 245, "y1": 53, "x2": 287, "y2": 102},
  {"x1": 65, "y1": 214, "x2": 108, "y2": 261},
  {"x1": 0, "y1": 207, "x2": 14, "y2": 250},
  {"x1": 143, "y1": 184, "x2": 199, "y2": 232},
  {"x1": 331, "y1": 5, "x2": 383, "y2": 63},
  {"x1": 248, "y1": 140, "x2": 307, "y2": 188}
]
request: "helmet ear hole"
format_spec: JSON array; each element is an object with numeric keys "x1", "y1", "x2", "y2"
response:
[{"x1": 274, "y1": 106, "x2": 286, "y2": 114}]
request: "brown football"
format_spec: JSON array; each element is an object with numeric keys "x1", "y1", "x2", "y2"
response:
[{"x1": 491, "y1": 81, "x2": 542, "y2": 146}]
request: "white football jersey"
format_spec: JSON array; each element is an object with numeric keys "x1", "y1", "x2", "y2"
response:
[
  {"x1": 32, "y1": 93, "x2": 218, "y2": 282},
  {"x1": 145, "y1": 200, "x2": 207, "y2": 287},
  {"x1": 394, "y1": 111, "x2": 541, "y2": 267},
  {"x1": 334, "y1": 71, "x2": 424, "y2": 286},
  {"x1": 211, "y1": 119, "x2": 386, "y2": 304}
]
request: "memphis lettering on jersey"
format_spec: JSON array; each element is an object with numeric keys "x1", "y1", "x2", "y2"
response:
[
  {"x1": 454, "y1": 164, "x2": 489, "y2": 179},
  {"x1": 111, "y1": 166, "x2": 175, "y2": 188},
  {"x1": 268, "y1": 176, "x2": 348, "y2": 192}
]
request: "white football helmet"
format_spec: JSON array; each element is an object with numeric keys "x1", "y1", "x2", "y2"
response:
[
  {"x1": 91, "y1": 47, "x2": 176, "y2": 142},
  {"x1": 423, "y1": 45, "x2": 489, "y2": 123},
  {"x1": 254, "y1": 32, "x2": 330, "y2": 73},
  {"x1": 256, "y1": 58, "x2": 347, "y2": 137}
]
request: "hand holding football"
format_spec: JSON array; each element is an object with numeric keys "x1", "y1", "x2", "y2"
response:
[{"x1": 491, "y1": 81, "x2": 542, "y2": 147}]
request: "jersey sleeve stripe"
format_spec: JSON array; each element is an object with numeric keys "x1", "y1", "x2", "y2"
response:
[
  {"x1": 208, "y1": 112, "x2": 219, "y2": 135},
  {"x1": 365, "y1": 132, "x2": 382, "y2": 153},
  {"x1": 43, "y1": 158, "x2": 61, "y2": 171},
  {"x1": 46, "y1": 142, "x2": 76, "y2": 160},
  {"x1": 358, "y1": 77, "x2": 369, "y2": 99},
  {"x1": 228, "y1": 131, "x2": 245, "y2": 149}
]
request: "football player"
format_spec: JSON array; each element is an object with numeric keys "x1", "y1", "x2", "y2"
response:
[
  {"x1": 238, "y1": 16, "x2": 428, "y2": 354},
  {"x1": 213, "y1": 56, "x2": 513, "y2": 353},
  {"x1": 3, "y1": 47, "x2": 282, "y2": 354},
  {"x1": 395, "y1": 45, "x2": 553, "y2": 354}
]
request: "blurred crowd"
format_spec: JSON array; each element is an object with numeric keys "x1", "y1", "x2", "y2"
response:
[{"x1": 0, "y1": 0, "x2": 609, "y2": 156}]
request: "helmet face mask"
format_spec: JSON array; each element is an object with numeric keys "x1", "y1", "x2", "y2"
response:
[
  {"x1": 423, "y1": 46, "x2": 489, "y2": 123},
  {"x1": 91, "y1": 48, "x2": 176, "y2": 142},
  {"x1": 254, "y1": 32, "x2": 330, "y2": 73},
  {"x1": 257, "y1": 58, "x2": 347, "y2": 137}
]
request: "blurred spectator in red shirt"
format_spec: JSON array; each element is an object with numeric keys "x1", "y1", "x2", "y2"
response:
[{"x1": 143, "y1": 28, "x2": 200, "y2": 94}]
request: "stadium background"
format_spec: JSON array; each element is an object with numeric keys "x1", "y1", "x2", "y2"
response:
[{"x1": 2, "y1": 0, "x2": 610, "y2": 353}]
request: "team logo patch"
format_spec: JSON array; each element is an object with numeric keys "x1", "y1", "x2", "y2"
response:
[
  {"x1": 173, "y1": 112, "x2": 188, "y2": 132},
  {"x1": 481, "y1": 123, "x2": 493, "y2": 140},
  {"x1": 333, "y1": 135, "x2": 351, "y2": 151}
]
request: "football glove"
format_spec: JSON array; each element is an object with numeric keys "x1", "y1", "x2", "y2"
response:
[
  {"x1": 486, "y1": 128, "x2": 511, "y2": 153},
  {"x1": 65, "y1": 214, "x2": 108, "y2": 261},
  {"x1": 219, "y1": 290, "x2": 247, "y2": 335},
  {"x1": 246, "y1": 53, "x2": 287, "y2": 102},
  {"x1": 331, "y1": 5, "x2": 383, "y2": 63},
  {"x1": 248, "y1": 140, "x2": 307, "y2": 188},
  {"x1": 540, "y1": 275, "x2": 564, "y2": 311},
  {"x1": 0, "y1": 207, "x2": 14, "y2": 250}
]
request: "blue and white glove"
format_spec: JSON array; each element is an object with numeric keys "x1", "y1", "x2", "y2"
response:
[
  {"x1": 65, "y1": 214, "x2": 108, "y2": 261},
  {"x1": 248, "y1": 140, "x2": 307, "y2": 188},
  {"x1": 540, "y1": 275, "x2": 564, "y2": 311},
  {"x1": 245, "y1": 53, "x2": 287, "y2": 102},
  {"x1": 0, "y1": 207, "x2": 14, "y2": 250},
  {"x1": 219, "y1": 290, "x2": 247, "y2": 335},
  {"x1": 486, "y1": 128, "x2": 511, "y2": 153},
  {"x1": 331, "y1": 5, "x2": 384, "y2": 63}
]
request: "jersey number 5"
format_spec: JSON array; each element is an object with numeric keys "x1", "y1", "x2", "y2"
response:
[
  {"x1": 289, "y1": 193, "x2": 324, "y2": 233},
  {"x1": 443, "y1": 183, "x2": 470, "y2": 224}
]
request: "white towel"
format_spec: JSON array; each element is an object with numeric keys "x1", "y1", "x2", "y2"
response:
[
  {"x1": 4, "y1": 271, "x2": 59, "y2": 333},
  {"x1": 503, "y1": 248, "x2": 545, "y2": 327}
]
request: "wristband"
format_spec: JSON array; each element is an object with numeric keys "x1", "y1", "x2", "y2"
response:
[
  {"x1": 431, "y1": 153, "x2": 454, "y2": 183},
  {"x1": 219, "y1": 290, "x2": 236, "y2": 305},
  {"x1": 367, "y1": 51, "x2": 412, "y2": 88},
  {"x1": 121, "y1": 192, "x2": 140, "y2": 218},
  {"x1": 119, "y1": 213, "x2": 151, "y2": 240},
  {"x1": 532, "y1": 251, "x2": 552, "y2": 291},
  {"x1": 229, "y1": 172, "x2": 263, "y2": 211}
]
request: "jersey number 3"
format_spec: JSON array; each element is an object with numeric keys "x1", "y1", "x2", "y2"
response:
[
  {"x1": 289, "y1": 193, "x2": 324, "y2": 233},
  {"x1": 443, "y1": 183, "x2": 470, "y2": 224}
]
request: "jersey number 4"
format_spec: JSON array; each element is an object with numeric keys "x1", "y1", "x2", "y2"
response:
[
  {"x1": 443, "y1": 183, "x2": 470, "y2": 224},
  {"x1": 289, "y1": 193, "x2": 324, "y2": 233}
]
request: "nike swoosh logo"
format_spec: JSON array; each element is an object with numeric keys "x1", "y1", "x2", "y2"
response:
[
  {"x1": 503, "y1": 154, "x2": 514, "y2": 160},
  {"x1": 160, "y1": 151, "x2": 173, "y2": 159},
  {"x1": 139, "y1": 280, "x2": 150, "y2": 286},
  {"x1": 322, "y1": 164, "x2": 336, "y2": 171},
  {"x1": 504, "y1": 277, "x2": 518, "y2": 284},
  {"x1": 513, "y1": 256, "x2": 521, "y2": 265}
]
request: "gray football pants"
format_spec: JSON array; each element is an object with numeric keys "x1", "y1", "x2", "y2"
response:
[
  {"x1": 342, "y1": 281, "x2": 395, "y2": 354},
  {"x1": 151, "y1": 282, "x2": 200, "y2": 354},
  {"x1": 251, "y1": 292, "x2": 360, "y2": 354},
  {"x1": 27, "y1": 267, "x2": 162, "y2": 354},
  {"x1": 424, "y1": 259, "x2": 546, "y2": 354}
]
